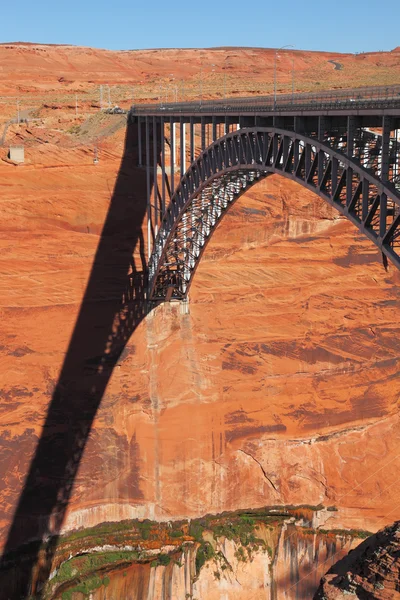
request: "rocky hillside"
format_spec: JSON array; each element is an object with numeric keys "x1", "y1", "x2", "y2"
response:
[{"x1": 314, "y1": 520, "x2": 400, "y2": 599}]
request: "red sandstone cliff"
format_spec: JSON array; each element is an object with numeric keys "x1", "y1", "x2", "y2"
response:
[{"x1": 0, "y1": 43, "x2": 400, "y2": 599}]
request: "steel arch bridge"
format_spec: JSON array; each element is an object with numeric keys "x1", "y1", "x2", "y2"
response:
[{"x1": 130, "y1": 86, "x2": 400, "y2": 301}]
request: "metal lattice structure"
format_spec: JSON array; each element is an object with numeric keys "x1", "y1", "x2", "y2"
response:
[{"x1": 130, "y1": 86, "x2": 400, "y2": 301}]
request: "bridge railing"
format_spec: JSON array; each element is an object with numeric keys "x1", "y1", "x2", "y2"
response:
[{"x1": 131, "y1": 84, "x2": 400, "y2": 115}]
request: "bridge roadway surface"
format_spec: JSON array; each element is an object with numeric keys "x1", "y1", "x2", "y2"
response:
[
  {"x1": 130, "y1": 86, "x2": 400, "y2": 301},
  {"x1": 132, "y1": 84, "x2": 400, "y2": 117}
]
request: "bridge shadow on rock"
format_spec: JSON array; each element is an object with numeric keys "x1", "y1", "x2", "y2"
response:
[{"x1": 0, "y1": 118, "x2": 158, "y2": 598}]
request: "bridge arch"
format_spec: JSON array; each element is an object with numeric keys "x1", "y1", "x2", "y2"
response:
[{"x1": 149, "y1": 128, "x2": 400, "y2": 301}]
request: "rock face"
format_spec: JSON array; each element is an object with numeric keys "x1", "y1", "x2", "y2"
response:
[
  {"x1": 314, "y1": 521, "x2": 400, "y2": 599},
  {"x1": 35, "y1": 512, "x2": 363, "y2": 600},
  {"x1": 2, "y1": 167, "x2": 400, "y2": 547},
  {"x1": 0, "y1": 43, "x2": 400, "y2": 598}
]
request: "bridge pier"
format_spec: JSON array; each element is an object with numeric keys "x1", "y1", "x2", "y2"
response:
[
  {"x1": 152, "y1": 116, "x2": 158, "y2": 236},
  {"x1": 145, "y1": 118, "x2": 151, "y2": 260},
  {"x1": 170, "y1": 117, "x2": 175, "y2": 195},
  {"x1": 138, "y1": 116, "x2": 142, "y2": 166},
  {"x1": 201, "y1": 117, "x2": 206, "y2": 151},
  {"x1": 190, "y1": 117, "x2": 194, "y2": 162},
  {"x1": 180, "y1": 119, "x2": 186, "y2": 174},
  {"x1": 161, "y1": 118, "x2": 166, "y2": 215}
]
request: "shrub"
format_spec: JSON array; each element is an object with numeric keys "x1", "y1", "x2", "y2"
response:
[
  {"x1": 195, "y1": 542, "x2": 215, "y2": 574},
  {"x1": 157, "y1": 553, "x2": 171, "y2": 566},
  {"x1": 170, "y1": 529, "x2": 184, "y2": 538}
]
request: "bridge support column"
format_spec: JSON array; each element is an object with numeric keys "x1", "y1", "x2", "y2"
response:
[
  {"x1": 394, "y1": 129, "x2": 400, "y2": 187},
  {"x1": 212, "y1": 117, "x2": 217, "y2": 143},
  {"x1": 190, "y1": 118, "x2": 195, "y2": 163},
  {"x1": 318, "y1": 116, "x2": 330, "y2": 141},
  {"x1": 345, "y1": 117, "x2": 359, "y2": 212},
  {"x1": 201, "y1": 117, "x2": 206, "y2": 151},
  {"x1": 170, "y1": 117, "x2": 175, "y2": 195},
  {"x1": 180, "y1": 119, "x2": 186, "y2": 174},
  {"x1": 381, "y1": 116, "x2": 391, "y2": 182},
  {"x1": 153, "y1": 116, "x2": 158, "y2": 235},
  {"x1": 347, "y1": 116, "x2": 356, "y2": 157},
  {"x1": 294, "y1": 116, "x2": 305, "y2": 134},
  {"x1": 146, "y1": 117, "x2": 151, "y2": 260},
  {"x1": 172, "y1": 121, "x2": 177, "y2": 168},
  {"x1": 138, "y1": 116, "x2": 142, "y2": 167},
  {"x1": 318, "y1": 117, "x2": 329, "y2": 183},
  {"x1": 273, "y1": 116, "x2": 285, "y2": 129},
  {"x1": 161, "y1": 117, "x2": 166, "y2": 216},
  {"x1": 380, "y1": 116, "x2": 392, "y2": 237}
]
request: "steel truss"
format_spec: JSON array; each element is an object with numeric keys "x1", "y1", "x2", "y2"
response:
[{"x1": 148, "y1": 128, "x2": 400, "y2": 301}]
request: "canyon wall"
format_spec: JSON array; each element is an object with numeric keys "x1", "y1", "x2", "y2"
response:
[
  {"x1": 1, "y1": 155, "x2": 399, "y2": 545},
  {"x1": 0, "y1": 42, "x2": 400, "y2": 598}
]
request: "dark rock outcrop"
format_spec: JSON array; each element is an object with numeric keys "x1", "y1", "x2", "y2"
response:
[{"x1": 314, "y1": 521, "x2": 400, "y2": 599}]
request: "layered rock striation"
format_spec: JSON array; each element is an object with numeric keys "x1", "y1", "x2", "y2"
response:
[{"x1": 314, "y1": 520, "x2": 400, "y2": 599}]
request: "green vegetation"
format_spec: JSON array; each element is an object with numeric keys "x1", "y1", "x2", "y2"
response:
[
  {"x1": 137, "y1": 520, "x2": 153, "y2": 540},
  {"x1": 61, "y1": 519, "x2": 133, "y2": 544},
  {"x1": 34, "y1": 505, "x2": 370, "y2": 598},
  {"x1": 318, "y1": 528, "x2": 372, "y2": 539},
  {"x1": 189, "y1": 520, "x2": 206, "y2": 542},
  {"x1": 170, "y1": 529, "x2": 184, "y2": 538},
  {"x1": 212, "y1": 514, "x2": 262, "y2": 547},
  {"x1": 150, "y1": 553, "x2": 173, "y2": 568},
  {"x1": 61, "y1": 574, "x2": 106, "y2": 600},
  {"x1": 47, "y1": 550, "x2": 141, "y2": 600},
  {"x1": 195, "y1": 542, "x2": 215, "y2": 574},
  {"x1": 157, "y1": 553, "x2": 171, "y2": 566},
  {"x1": 234, "y1": 546, "x2": 247, "y2": 562}
]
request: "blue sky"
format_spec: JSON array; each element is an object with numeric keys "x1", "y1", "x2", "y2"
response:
[{"x1": 1, "y1": 0, "x2": 399, "y2": 54}]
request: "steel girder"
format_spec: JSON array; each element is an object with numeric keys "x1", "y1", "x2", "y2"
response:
[{"x1": 148, "y1": 128, "x2": 400, "y2": 301}]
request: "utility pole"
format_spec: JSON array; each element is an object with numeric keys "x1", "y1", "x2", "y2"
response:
[
  {"x1": 274, "y1": 45, "x2": 294, "y2": 109},
  {"x1": 292, "y1": 59, "x2": 295, "y2": 104}
]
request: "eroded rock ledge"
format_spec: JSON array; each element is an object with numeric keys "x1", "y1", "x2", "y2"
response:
[{"x1": 1, "y1": 505, "x2": 373, "y2": 600}]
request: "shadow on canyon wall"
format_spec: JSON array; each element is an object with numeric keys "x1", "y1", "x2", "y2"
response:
[{"x1": 0, "y1": 117, "x2": 161, "y2": 598}]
